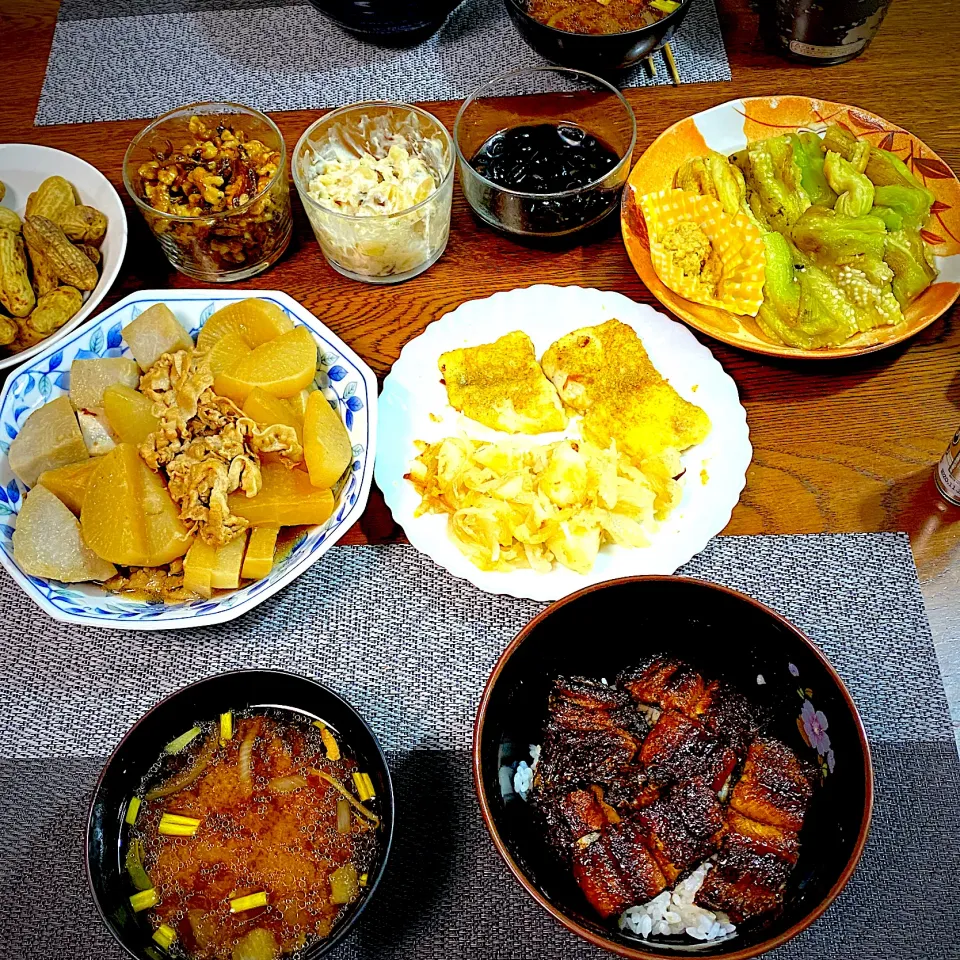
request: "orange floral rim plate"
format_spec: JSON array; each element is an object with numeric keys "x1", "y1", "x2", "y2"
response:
[{"x1": 621, "y1": 96, "x2": 960, "y2": 359}]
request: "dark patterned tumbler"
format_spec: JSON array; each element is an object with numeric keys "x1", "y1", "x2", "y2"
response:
[{"x1": 769, "y1": 0, "x2": 892, "y2": 65}]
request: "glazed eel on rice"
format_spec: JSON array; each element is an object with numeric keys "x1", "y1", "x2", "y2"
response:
[{"x1": 525, "y1": 658, "x2": 815, "y2": 940}]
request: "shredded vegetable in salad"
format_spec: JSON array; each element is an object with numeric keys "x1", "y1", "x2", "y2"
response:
[{"x1": 299, "y1": 110, "x2": 452, "y2": 278}]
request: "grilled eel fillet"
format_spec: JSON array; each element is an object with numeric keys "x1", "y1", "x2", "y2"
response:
[
  {"x1": 730, "y1": 737, "x2": 813, "y2": 832},
  {"x1": 619, "y1": 655, "x2": 763, "y2": 751},
  {"x1": 633, "y1": 779, "x2": 727, "y2": 884},
  {"x1": 568, "y1": 780, "x2": 726, "y2": 914},
  {"x1": 558, "y1": 788, "x2": 617, "y2": 843},
  {"x1": 639, "y1": 709, "x2": 739, "y2": 795},
  {"x1": 696, "y1": 740, "x2": 813, "y2": 921},
  {"x1": 533, "y1": 678, "x2": 647, "y2": 849},
  {"x1": 573, "y1": 820, "x2": 668, "y2": 918},
  {"x1": 533, "y1": 677, "x2": 649, "y2": 798},
  {"x1": 540, "y1": 319, "x2": 711, "y2": 464},
  {"x1": 695, "y1": 811, "x2": 802, "y2": 922},
  {"x1": 438, "y1": 331, "x2": 566, "y2": 434},
  {"x1": 533, "y1": 669, "x2": 812, "y2": 927},
  {"x1": 620, "y1": 656, "x2": 706, "y2": 714}
]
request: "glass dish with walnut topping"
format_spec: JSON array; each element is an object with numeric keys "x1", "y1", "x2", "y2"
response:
[{"x1": 123, "y1": 102, "x2": 292, "y2": 282}]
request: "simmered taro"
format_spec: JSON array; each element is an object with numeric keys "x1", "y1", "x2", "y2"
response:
[
  {"x1": 123, "y1": 712, "x2": 381, "y2": 960},
  {"x1": 522, "y1": 658, "x2": 815, "y2": 943}
]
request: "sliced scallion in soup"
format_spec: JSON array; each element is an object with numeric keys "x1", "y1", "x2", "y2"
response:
[{"x1": 123, "y1": 711, "x2": 381, "y2": 960}]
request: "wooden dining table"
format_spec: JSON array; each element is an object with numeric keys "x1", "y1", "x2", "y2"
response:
[{"x1": 2, "y1": 0, "x2": 959, "y2": 740}]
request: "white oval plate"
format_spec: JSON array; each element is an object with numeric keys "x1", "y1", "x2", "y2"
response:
[
  {"x1": 0, "y1": 143, "x2": 128, "y2": 371},
  {"x1": 0, "y1": 290, "x2": 376, "y2": 629},
  {"x1": 376, "y1": 285, "x2": 751, "y2": 602}
]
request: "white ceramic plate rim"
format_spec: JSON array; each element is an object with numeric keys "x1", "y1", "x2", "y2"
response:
[
  {"x1": 0, "y1": 143, "x2": 128, "y2": 372},
  {"x1": 375, "y1": 284, "x2": 751, "y2": 601},
  {"x1": 0, "y1": 289, "x2": 377, "y2": 630}
]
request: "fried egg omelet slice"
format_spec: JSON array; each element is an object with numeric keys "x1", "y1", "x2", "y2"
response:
[
  {"x1": 540, "y1": 319, "x2": 711, "y2": 462},
  {"x1": 439, "y1": 331, "x2": 567, "y2": 434}
]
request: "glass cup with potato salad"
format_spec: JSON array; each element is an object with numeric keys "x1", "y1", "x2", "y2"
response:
[{"x1": 292, "y1": 102, "x2": 455, "y2": 284}]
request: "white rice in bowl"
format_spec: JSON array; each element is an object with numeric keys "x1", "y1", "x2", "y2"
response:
[
  {"x1": 619, "y1": 862, "x2": 736, "y2": 942},
  {"x1": 513, "y1": 744, "x2": 540, "y2": 801}
]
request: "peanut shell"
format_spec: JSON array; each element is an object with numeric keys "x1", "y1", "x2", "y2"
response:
[
  {"x1": 0, "y1": 207, "x2": 20, "y2": 232},
  {"x1": 25, "y1": 176, "x2": 77, "y2": 221},
  {"x1": 58, "y1": 204, "x2": 107, "y2": 246},
  {"x1": 26, "y1": 286, "x2": 82, "y2": 335},
  {"x1": 0, "y1": 227, "x2": 36, "y2": 318},
  {"x1": 26, "y1": 240, "x2": 59, "y2": 296},
  {"x1": 22, "y1": 216, "x2": 98, "y2": 292}
]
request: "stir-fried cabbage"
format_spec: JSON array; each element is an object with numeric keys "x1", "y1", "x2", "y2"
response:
[{"x1": 408, "y1": 435, "x2": 682, "y2": 574}]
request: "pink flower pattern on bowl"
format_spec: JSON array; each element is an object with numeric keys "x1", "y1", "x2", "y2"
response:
[
  {"x1": 801, "y1": 699, "x2": 830, "y2": 753},
  {"x1": 793, "y1": 668, "x2": 836, "y2": 778}
]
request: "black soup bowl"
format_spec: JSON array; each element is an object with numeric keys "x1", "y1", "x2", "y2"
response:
[
  {"x1": 503, "y1": 0, "x2": 693, "y2": 74},
  {"x1": 474, "y1": 577, "x2": 873, "y2": 960},
  {"x1": 87, "y1": 669, "x2": 394, "y2": 960},
  {"x1": 306, "y1": 0, "x2": 462, "y2": 44}
]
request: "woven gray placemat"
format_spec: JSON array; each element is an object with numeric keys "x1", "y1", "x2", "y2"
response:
[
  {"x1": 36, "y1": 0, "x2": 731, "y2": 126},
  {"x1": 1, "y1": 533, "x2": 958, "y2": 960}
]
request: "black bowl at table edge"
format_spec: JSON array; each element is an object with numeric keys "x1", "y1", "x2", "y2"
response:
[
  {"x1": 472, "y1": 576, "x2": 874, "y2": 960},
  {"x1": 305, "y1": 0, "x2": 462, "y2": 44},
  {"x1": 502, "y1": 0, "x2": 693, "y2": 73},
  {"x1": 86, "y1": 668, "x2": 395, "y2": 960}
]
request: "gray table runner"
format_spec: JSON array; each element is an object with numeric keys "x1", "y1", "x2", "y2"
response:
[
  {"x1": 36, "y1": 0, "x2": 731, "y2": 126},
  {"x1": 1, "y1": 533, "x2": 958, "y2": 959}
]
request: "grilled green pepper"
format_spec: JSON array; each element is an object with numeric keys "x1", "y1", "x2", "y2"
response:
[
  {"x1": 790, "y1": 133, "x2": 837, "y2": 207},
  {"x1": 734, "y1": 135, "x2": 811, "y2": 233},
  {"x1": 872, "y1": 206, "x2": 904, "y2": 231},
  {"x1": 824, "y1": 151, "x2": 875, "y2": 217},
  {"x1": 864, "y1": 146, "x2": 929, "y2": 192},
  {"x1": 757, "y1": 232, "x2": 857, "y2": 348},
  {"x1": 822, "y1": 125, "x2": 860, "y2": 161},
  {"x1": 791, "y1": 207, "x2": 887, "y2": 265},
  {"x1": 821, "y1": 125, "x2": 870, "y2": 171},
  {"x1": 884, "y1": 228, "x2": 938, "y2": 308},
  {"x1": 872, "y1": 184, "x2": 934, "y2": 232},
  {"x1": 758, "y1": 229, "x2": 903, "y2": 348},
  {"x1": 675, "y1": 150, "x2": 746, "y2": 217}
]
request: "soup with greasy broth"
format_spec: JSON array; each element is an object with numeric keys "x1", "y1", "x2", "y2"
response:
[
  {"x1": 524, "y1": 0, "x2": 678, "y2": 34},
  {"x1": 124, "y1": 711, "x2": 382, "y2": 960}
]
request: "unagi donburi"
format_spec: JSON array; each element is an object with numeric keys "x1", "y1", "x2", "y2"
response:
[{"x1": 519, "y1": 655, "x2": 815, "y2": 942}]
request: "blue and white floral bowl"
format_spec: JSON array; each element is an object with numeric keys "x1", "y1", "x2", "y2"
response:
[{"x1": 0, "y1": 290, "x2": 377, "y2": 630}]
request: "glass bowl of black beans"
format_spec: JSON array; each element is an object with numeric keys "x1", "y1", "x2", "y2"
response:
[{"x1": 454, "y1": 67, "x2": 636, "y2": 239}]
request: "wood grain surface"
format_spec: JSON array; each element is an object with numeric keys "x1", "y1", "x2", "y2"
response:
[{"x1": 1, "y1": 0, "x2": 958, "y2": 594}]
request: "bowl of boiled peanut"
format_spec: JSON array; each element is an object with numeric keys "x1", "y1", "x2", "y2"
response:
[{"x1": 0, "y1": 143, "x2": 127, "y2": 371}]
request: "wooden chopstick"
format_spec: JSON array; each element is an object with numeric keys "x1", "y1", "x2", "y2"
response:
[
  {"x1": 647, "y1": 56, "x2": 658, "y2": 79},
  {"x1": 664, "y1": 42, "x2": 681, "y2": 85}
]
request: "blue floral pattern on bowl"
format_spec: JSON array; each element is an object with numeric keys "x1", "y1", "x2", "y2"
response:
[{"x1": 0, "y1": 291, "x2": 377, "y2": 630}]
